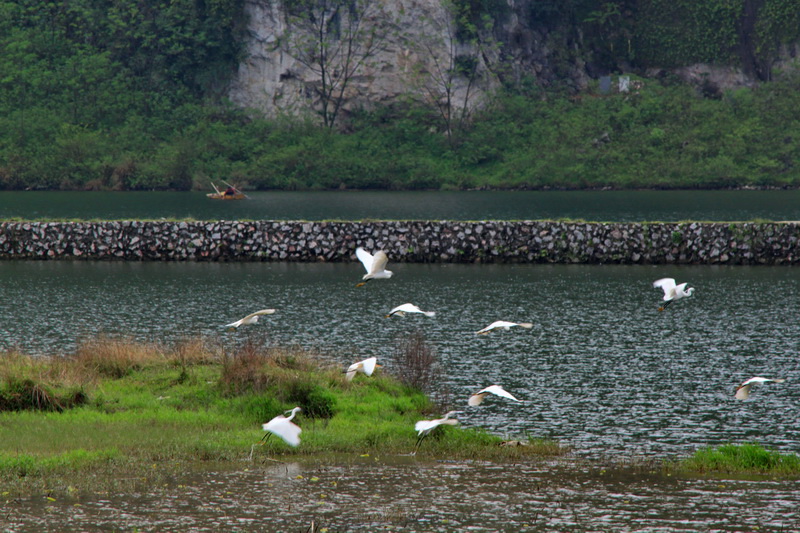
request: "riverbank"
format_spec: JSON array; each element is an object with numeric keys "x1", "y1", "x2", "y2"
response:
[{"x1": 1, "y1": 220, "x2": 798, "y2": 265}]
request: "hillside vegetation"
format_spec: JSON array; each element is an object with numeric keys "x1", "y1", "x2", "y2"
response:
[{"x1": 1, "y1": 0, "x2": 800, "y2": 191}]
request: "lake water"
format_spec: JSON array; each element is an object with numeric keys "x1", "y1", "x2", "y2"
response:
[
  {"x1": 2, "y1": 261, "x2": 798, "y2": 461},
  {"x1": 2, "y1": 260, "x2": 799, "y2": 531},
  {"x1": 2, "y1": 189, "x2": 800, "y2": 221}
]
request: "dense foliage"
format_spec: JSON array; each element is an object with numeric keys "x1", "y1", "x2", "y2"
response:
[
  {"x1": 0, "y1": 0, "x2": 244, "y2": 190},
  {"x1": 1, "y1": 0, "x2": 800, "y2": 190}
]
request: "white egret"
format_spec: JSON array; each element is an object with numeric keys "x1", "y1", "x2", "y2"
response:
[
  {"x1": 225, "y1": 309, "x2": 276, "y2": 330},
  {"x1": 345, "y1": 356, "x2": 380, "y2": 381},
  {"x1": 653, "y1": 278, "x2": 695, "y2": 311},
  {"x1": 260, "y1": 406, "x2": 302, "y2": 446},
  {"x1": 413, "y1": 411, "x2": 461, "y2": 454},
  {"x1": 386, "y1": 303, "x2": 436, "y2": 318},
  {"x1": 468, "y1": 385, "x2": 522, "y2": 406},
  {"x1": 735, "y1": 377, "x2": 786, "y2": 400},
  {"x1": 355, "y1": 247, "x2": 393, "y2": 287},
  {"x1": 475, "y1": 320, "x2": 533, "y2": 335}
]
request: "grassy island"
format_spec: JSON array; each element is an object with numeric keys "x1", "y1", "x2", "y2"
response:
[
  {"x1": 0, "y1": 337, "x2": 565, "y2": 494},
  {"x1": 673, "y1": 443, "x2": 800, "y2": 477}
]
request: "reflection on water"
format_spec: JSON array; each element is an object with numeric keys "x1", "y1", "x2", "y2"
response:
[
  {"x1": 3, "y1": 458, "x2": 800, "y2": 531},
  {"x1": 1, "y1": 261, "x2": 798, "y2": 461},
  {"x1": 2, "y1": 189, "x2": 800, "y2": 221}
]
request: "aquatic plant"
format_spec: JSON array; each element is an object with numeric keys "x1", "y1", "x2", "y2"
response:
[{"x1": 674, "y1": 444, "x2": 800, "y2": 476}]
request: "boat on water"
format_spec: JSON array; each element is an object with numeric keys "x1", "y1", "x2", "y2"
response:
[{"x1": 207, "y1": 182, "x2": 247, "y2": 200}]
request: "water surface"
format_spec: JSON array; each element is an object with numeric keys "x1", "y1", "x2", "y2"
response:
[
  {"x1": 2, "y1": 190, "x2": 800, "y2": 221},
  {"x1": 3, "y1": 459, "x2": 799, "y2": 531},
  {"x1": 2, "y1": 261, "x2": 797, "y2": 460}
]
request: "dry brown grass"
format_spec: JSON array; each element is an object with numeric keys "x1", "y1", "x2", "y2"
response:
[
  {"x1": 220, "y1": 339, "x2": 335, "y2": 396},
  {"x1": 71, "y1": 336, "x2": 220, "y2": 379}
]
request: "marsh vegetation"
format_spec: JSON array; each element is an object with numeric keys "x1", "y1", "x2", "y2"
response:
[{"x1": 0, "y1": 337, "x2": 566, "y2": 494}]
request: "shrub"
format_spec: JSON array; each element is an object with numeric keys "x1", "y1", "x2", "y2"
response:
[{"x1": 390, "y1": 331, "x2": 441, "y2": 394}]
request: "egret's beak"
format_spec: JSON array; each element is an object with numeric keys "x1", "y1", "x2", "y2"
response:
[{"x1": 355, "y1": 282, "x2": 367, "y2": 287}]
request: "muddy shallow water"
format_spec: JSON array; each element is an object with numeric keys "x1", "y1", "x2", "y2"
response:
[{"x1": 3, "y1": 456, "x2": 799, "y2": 532}]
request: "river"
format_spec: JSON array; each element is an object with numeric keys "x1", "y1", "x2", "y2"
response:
[
  {"x1": 2, "y1": 191, "x2": 799, "y2": 531},
  {"x1": 2, "y1": 189, "x2": 800, "y2": 221}
]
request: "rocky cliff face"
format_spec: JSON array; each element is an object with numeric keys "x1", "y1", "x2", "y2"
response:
[
  {"x1": 228, "y1": 0, "x2": 594, "y2": 122},
  {"x1": 228, "y1": 0, "x2": 799, "y2": 122}
]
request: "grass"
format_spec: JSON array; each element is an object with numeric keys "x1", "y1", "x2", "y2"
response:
[
  {"x1": 672, "y1": 444, "x2": 800, "y2": 476},
  {"x1": 0, "y1": 337, "x2": 567, "y2": 494}
]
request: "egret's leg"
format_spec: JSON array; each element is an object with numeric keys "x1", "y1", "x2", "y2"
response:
[
  {"x1": 259, "y1": 432, "x2": 272, "y2": 444},
  {"x1": 412, "y1": 434, "x2": 427, "y2": 455}
]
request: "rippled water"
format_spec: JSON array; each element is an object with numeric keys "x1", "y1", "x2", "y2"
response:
[
  {"x1": 4, "y1": 459, "x2": 800, "y2": 531},
  {"x1": 2, "y1": 261, "x2": 798, "y2": 460}
]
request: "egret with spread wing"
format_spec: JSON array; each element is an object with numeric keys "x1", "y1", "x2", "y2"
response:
[
  {"x1": 735, "y1": 377, "x2": 786, "y2": 400},
  {"x1": 653, "y1": 278, "x2": 694, "y2": 311},
  {"x1": 345, "y1": 356, "x2": 380, "y2": 381},
  {"x1": 413, "y1": 411, "x2": 461, "y2": 454},
  {"x1": 386, "y1": 303, "x2": 436, "y2": 318},
  {"x1": 355, "y1": 247, "x2": 393, "y2": 287},
  {"x1": 468, "y1": 385, "x2": 522, "y2": 406},
  {"x1": 225, "y1": 309, "x2": 276, "y2": 330},
  {"x1": 476, "y1": 321, "x2": 533, "y2": 335},
  {"x1": 260, "y1": 407, "x2": 302, "y2": 446}
]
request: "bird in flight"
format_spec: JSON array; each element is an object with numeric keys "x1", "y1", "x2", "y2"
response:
[
  {"x1": 475, "y1": 320, "x2": 533, "y2": 335},
  {"x1": 345, "y1": 356, "x2": 380, "y2": 381},
  {"x1": 468, "y1": 385, "x2": 522, "y2": 406},
  {"x1": 653, "y1": 278, "x2": 695, "y2": 311},
  {"x1": 260, "y1": 407, "x2": 302, "y2": 446},
  {"x1": 413, "y1": 411, "x2": 461, "y2": 454},
  {"x1": 355, "y1": 247, "x2": 393, "y2": 287},
  {"x1": 225, "y1": 309, "x2": 276, "y2": 330},
  {"x1": 734, "y1": 376, "x2": 786, "y2": 400},
  {"x1": 386, "y1": 303, "x2": 436, "y2": 318}
]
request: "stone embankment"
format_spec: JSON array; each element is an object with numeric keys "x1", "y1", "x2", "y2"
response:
[{"x1": 0, "y1": 221, "x2": 797, "y2": 265}]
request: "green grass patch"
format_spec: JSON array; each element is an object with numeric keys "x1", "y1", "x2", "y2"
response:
[
  {"x1": 0, "y1": 338, "x2": 567, "y2": 494},
  {"x1": 673, "y1": 444, "x2": 800, "y2": 476}
]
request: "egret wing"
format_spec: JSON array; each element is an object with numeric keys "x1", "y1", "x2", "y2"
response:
[
  {"x1": 355, "y1": 247, "x2": 374, "y2": 274},
  {"x1": 265, "y1": 419, "x2": 302, "y2": 446},
  {"x1": 653, "y1": 278, "x2": 677, "y2": 296},
  {"x1": 734, "y1": 384, "x2": 752, "y2": 400},
  {"x1": 479, "y1": 385, "x2": 521, "y2": 402},
  {"x1": 369, "y1": 251, "x2": 389, "y2": 276},
  {"x1": 361, "y1": 357, "x2": 378, "y2": 376},
  {"x1": 468, "y1": 393, "x2": 486, "y2": 406}
]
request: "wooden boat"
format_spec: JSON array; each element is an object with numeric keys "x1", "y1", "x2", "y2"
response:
[
  {"x1": 206, "y1": 191, "x2": 247, "y2": 200},
  {"x1": 207, "y1": 182, "x2": 248, "y2": 200}
]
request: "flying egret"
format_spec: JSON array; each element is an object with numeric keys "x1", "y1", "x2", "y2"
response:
[
  {"x1": 345, "y1": 356, "x2": 380, "y2": 381},
  {"x1": 468, "y1": 385, "x2": 522, "y2": 406},
  {"x1": 260, "y1": 406, "x2": 302, "y2": 446},
  {"x1": 386, "y1": 303, "x2": 436, "y2": 318},
  {"x1": 413, "y1": 411, "x2": 461, "y2": 454},
  {"x1": 355, "y1": 247, "x2": 393, "y2": 287},
  {"x1": 735, "y1": 377, "x2": 786, "y2": 400},
  {"x1": 225, "y1": 309, "x2": 276, "y2": 330},
  {"x1": 475, "y1": 320, "x2": 533, "y2": 335},
  {"x1": 652, "y1": 278, "x2": 695, "y2": 311}
]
